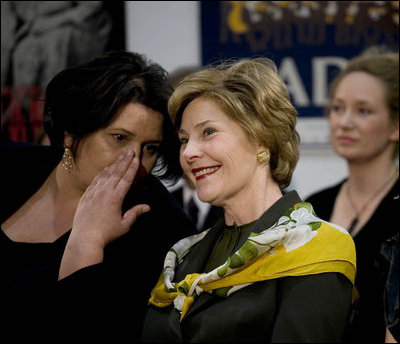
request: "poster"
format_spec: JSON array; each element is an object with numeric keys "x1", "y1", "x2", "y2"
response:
[
  {"x1": 201, "y1": 1, "x2": 399, "y2": 117},
  {"x1": 1, "y1": 1, "x2": 125, "y2": 143}
]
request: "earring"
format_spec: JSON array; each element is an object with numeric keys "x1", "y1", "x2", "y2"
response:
[
  {"x1": 62, "y1": 147, "x2": 73, "y2": 171},
  {"x1": 257, "y1": 151, "x2": 270, "y2": 164}
]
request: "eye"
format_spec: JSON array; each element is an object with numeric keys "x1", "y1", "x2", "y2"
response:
[
  {"x1": 203, "y1": 127, "x2": 216, "y2": 136},
  {"x1": 112, "y1": 133, "x2": 128, "y2": 143},
  {"x1": 359, "y1": 107, "x2": 372, "y2": 115},
  {"x1": 143, "y1": 143, "x2": 161, "y2": 156},
  {"x1": 329, "y1": 104, "x2": 343, "y2": 114},
  {"x1": 179, "y1": 136, "x2": 188, "y2": 145}
]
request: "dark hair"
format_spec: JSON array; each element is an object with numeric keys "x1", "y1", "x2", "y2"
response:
[{"x1": 43, "y1": 50, "x2": 182, "y2": 183}]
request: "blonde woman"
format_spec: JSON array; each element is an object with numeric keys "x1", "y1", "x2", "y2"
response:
[
  {"x1": 140, "y1": 58, "x2": 356, "y2": 342},
  {"x1": 306, "y1": 53, "x2": 399, "y2": 343}
]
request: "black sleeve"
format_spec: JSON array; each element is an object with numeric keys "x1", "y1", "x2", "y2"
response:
[{"x1": 271, "y1": 272, "x2": 353, "y2": 343}]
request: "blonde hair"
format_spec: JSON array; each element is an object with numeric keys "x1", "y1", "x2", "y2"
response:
[
  {"x1": 329, "y1": 52, "x2": 399, "y2": 159},
  {"x1": 169, "y1": 58, "x2": 300, "y2": 190}
]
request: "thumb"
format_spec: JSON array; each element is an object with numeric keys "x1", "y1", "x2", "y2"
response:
[{"x1": 121, "y1": 204, "x2": 151, "y2": 229}]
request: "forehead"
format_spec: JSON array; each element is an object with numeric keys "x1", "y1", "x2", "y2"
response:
[
  {"x1": 181, "y1": 97, "x2": 230, "y2": 125},
  {"x1": 108, "y1": 102, "x2": 163, "y2": 138},
  {"x1": 335, "y1": 72, "x2": 386, "y2": 101}
]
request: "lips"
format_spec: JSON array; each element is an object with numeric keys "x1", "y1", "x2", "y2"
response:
[
  {"x1": 336, "y1": 135, "x2": 356, "y2": 144},
  {"x1": 191, "y1": 165, "x2": 221, "y2": 180}
]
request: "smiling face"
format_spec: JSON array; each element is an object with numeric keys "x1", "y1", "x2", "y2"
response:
[
  {"x1": 329, "y1": 71, "x2": 399, "y2": 163},
  {"x1": 179, "y1": 97, "x2": 264, "y2": 208},
  {"x1": 67, "y1": 102, "x2": 163, "y2": 191}
]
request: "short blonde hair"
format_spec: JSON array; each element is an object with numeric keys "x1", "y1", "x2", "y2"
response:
[{"x1": 169, "y1": 58, "x2": 300, "y2": 190}]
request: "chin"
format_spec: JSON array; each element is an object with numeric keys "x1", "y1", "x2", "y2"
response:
[{"x1": 197, "y1": 190, "x2": 217, "y2": 205}]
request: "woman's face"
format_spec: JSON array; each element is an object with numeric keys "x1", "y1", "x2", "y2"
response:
[
  {"x1": 69, "y1": 102, "x2": 163, "y2": 190},
  {"x1": 329, "y1": 71, "x2": 398, "y2": 163},
  {"x1": 178, "y1": 97, "x2": 261, "y2": 207}
]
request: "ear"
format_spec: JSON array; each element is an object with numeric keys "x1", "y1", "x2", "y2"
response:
[
  {"x1": 256, "y1": 142, "x2": 269, "y2": 153},
  {"x1": 63, "y1": 132, "x2": 74, "y2": 148}
]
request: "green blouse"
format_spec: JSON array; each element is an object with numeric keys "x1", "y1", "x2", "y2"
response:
[{"x1": 204, "y1": 221, "x2": 256, "y2": 273}]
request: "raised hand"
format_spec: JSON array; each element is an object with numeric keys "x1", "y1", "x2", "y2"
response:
[{"x1": 59, "y1": 150, "x2": 150, "y2": 279}]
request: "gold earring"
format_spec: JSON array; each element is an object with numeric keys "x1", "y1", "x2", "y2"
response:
[
  {"x1": 257, "y1": 151, "x2": 270, "y2": 164},
  {"x1": 62, "y1": 147, "x2": 73, "y2": 171}
]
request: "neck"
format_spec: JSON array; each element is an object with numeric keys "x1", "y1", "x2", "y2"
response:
[
  {"x1": 346, "y1": 155, "x2": 398, "y2": 196},
  {"x1": 52, "y1": 163, "x2": 85, "y2": 208},
  {"x1": 223, "y1": 180, "x2": 283, "y2": 226}
]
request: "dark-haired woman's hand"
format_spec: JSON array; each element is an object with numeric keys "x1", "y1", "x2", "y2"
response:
[{"x1": 59, "y1": 150, "x2": 150, "y2": 279}]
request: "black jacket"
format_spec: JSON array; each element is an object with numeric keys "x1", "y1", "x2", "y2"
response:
[{"x1": 142, "y1": 191, "x2": 354, "y2": 343}]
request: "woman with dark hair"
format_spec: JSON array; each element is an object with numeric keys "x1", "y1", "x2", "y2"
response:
[{"x1": 1, "y1": 51, "x2": 196, "y2": 341}]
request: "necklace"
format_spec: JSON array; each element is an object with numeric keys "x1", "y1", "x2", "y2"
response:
[{"x1": 346, "y1": 168, "x2": 398, "y2": 233}]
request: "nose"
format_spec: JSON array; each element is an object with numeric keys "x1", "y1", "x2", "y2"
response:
[
  {"x1": 128, "y1": 143, "x2": 142, "y2": 161},
  {"x1": 182, "y1": 139, "x2": 202, "y2": 163},
  {"x1": 338, "y1": 109, "x2": 355, "y2": 128}
]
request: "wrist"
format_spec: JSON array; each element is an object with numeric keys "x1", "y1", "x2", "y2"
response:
[{"x1": 58, "y1": 232, "x2": 105, "y2": 280}]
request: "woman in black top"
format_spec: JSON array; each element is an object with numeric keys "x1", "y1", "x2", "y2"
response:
[
  {"x1": 306, "y1": 52, "x2": 399, "y2": 343},
  {"x1": 1, "y1": 51, "x2": 196, "y2": 342}
]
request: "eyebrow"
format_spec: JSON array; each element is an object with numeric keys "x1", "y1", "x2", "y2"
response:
[
  {"x1": 111, "y1": 127, "x2": 162, "y2": 143},
  {"x1": 179, "y1": 120, "x2": 217, "y2": 135},
  {"x1": 112, "y1": 127, "x2": 136, "y2": 136},
  {"x1": 332, "y1": 97, "x2": 372, "y2": 105}
]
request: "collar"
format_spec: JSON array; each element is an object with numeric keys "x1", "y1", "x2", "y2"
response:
[
  {"x1": 174, "y1": 190, "x2": 302, "y2": 280},
  {"x1": 252, "y1": 190, "x2": 302, "y2": 234}
]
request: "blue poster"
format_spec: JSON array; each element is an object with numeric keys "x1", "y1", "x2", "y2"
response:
[{"x1": 201, "y1": 1, "x2": 399, "y2": 117}]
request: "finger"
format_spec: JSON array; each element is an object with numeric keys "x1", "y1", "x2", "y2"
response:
[
  {"x1": 115, "y1": 154, "x2": 140, "y2": 195},
  {"x1": 121, "y1": 204, "x2": 151, "y2": 230},
  {"x1": 90, "y1": 165, "x2": 108, "y2": 187},
  {"x1": 97, "y1": 150, "x2": 135, "y2": 189},
  {"x1": 102, "y1": 154, "x2": 122, "y2": 178},
  {"x1": 105, "y1": 150, "x2": 133, "y2": 186}
]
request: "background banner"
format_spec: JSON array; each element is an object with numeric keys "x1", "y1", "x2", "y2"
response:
[{"x1": 201, "y1": 1, "x2": 399, "y2": 117}]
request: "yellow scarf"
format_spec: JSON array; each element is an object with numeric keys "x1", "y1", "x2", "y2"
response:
[{"x1": 149, "y1": 202, "x2": 356, "y2": 321}]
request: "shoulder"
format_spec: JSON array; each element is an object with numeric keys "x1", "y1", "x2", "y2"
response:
[
  {"x1": 0, "y1": 140, "x2": 61, "y2": 221},
  {"x1": 1, "y1": 140, "x2": 61, "y2": 170},
  {"x1": 305, "y1": 180, "x2": 346, "y2": 220},
  {"x1": 305, "y1": 180, "x2": 345, "y2": 203}
]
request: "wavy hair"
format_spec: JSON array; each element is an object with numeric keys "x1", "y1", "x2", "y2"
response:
[{"x1": 169, "y1": 58, "x2": 300, "y2": 190}]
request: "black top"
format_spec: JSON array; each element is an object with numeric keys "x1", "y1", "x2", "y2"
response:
[
  {"x1": 1, "y1": 140, "x2": 197, "y2": 342},
  {"x1": 141, "y1": 191, "x2": 354, "y2": 343},
  {"x1": 306, "y1": 179, "x2": 399, "y2": 343}
]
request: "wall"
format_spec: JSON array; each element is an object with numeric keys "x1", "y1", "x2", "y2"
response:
[{"x1": 125, "y1": 1, "x2": 347, "y2": 199}]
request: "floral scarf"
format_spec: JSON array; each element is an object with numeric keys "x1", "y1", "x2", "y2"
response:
[{"x1": 149, "y1": 202, "x2": 356, "y2": 321}]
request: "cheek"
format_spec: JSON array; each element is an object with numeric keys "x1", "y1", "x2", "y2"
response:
[
  {"x1": 328, "y1": 116, "x2": 339, "y2": 132},
  {"x1": 179, "y1": 152, "x2": 190, "y2": 173}
]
